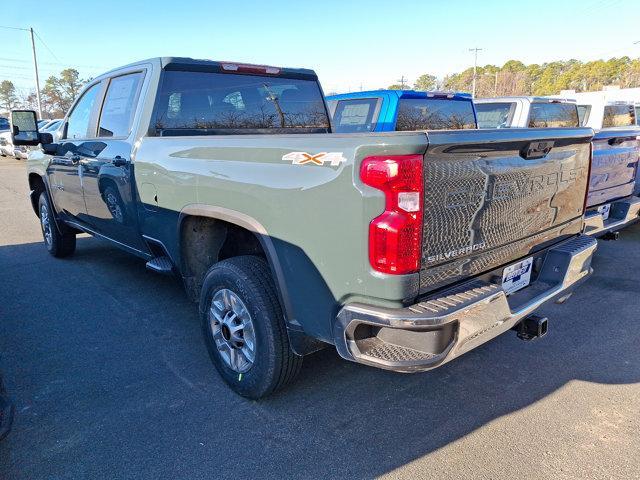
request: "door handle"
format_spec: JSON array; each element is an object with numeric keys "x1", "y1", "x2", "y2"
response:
[{"x1": 112, "y1": 156, "x2": 128, "y2": 167}]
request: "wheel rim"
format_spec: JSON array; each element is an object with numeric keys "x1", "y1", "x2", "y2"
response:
[
  {"x1": 40, "y1": 204, "x2": 52, "y2": 246},
  {"x1": 105, "y1": 192, "x2": 123, "y2": 222},
  {"x1": 208, "y1": 288, "x2": 256, "y2": 373}
]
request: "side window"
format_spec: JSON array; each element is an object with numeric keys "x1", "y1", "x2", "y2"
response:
[
  {"x1": 65, "y1": 83, "x2": 101, "y2": 140},
  {"x1": 98, "y1": 72, "x2": 144, "y2": 137}
]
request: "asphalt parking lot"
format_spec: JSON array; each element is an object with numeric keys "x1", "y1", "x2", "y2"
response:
[{"x1": 0, "y1": 156, "x2": 638, "y2": 480}]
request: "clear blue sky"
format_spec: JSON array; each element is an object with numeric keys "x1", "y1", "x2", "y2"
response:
[{"x1": 3, "y1": 0, "x2": 639, "y2": 95}]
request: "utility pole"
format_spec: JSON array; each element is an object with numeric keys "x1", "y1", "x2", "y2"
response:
[
  {"x1": 30, "y1": 27, "x2": 43, "y2": 119},
  {"x1": 494, "y1": 71, "x2": 498, "y2": 95},
  {"x1": 397, "y1": 75, "x2": 407, "y2": 88},
  {"x1": 469, "y1": 47, "x2": 483, "y2": 98}
]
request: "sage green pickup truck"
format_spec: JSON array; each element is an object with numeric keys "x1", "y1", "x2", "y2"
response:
[{"x1": 12, "y1": 57, "x2": 597, "y2": 398}]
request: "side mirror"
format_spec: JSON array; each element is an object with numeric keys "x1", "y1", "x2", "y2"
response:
[{"x1": 10, "y1": 110, "x2": 40, "y2": 146}]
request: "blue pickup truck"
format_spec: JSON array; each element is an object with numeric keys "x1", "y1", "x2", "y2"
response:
[{"x1": 326, "y1": 90, "x2": 477, "y2": 133}]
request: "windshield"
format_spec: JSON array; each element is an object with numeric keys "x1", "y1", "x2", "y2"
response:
[
  {"x1": 475, "y1": 102, "x2": 515, "y2": 128},
  {"x1": 154, "y1": 70, "x2": 330, "y2": 135},
  {"x1": 396, "y1": 98, "x2": 476, "y2": 130}
]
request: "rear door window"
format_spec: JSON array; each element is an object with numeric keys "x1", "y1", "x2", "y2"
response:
[
  {"x1": 635, "y1": 106, "x2": 640, "y2": 126},
  {"x1": 603, "y1": 104, "x2": 635, "y2": 127},
  {"x1": 475, "y1": 102, "x2": 515, "y2": 128},
  {"x1": 154, "y1": 70, "x2": 330, "y2": 135},
  {"x1": 98, "y1": 72, "x2": 144, "y2": 137},
  {"x1": 528, "y1": 102, "x2": 579, "y2": 128},
  {"x1": 332, "y1": 98, "x2": 379, "y2": 133},
  {"x1": 395, "y1": 98, "x2": 476, "y2": 131}
]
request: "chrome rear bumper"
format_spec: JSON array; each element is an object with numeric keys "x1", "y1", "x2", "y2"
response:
[
  {"x1": 584, "y1": 196, "x2": 640, "y2": 237},
  {"x1": 334, "y1": 235, "x2": 597, "y2": 372}
]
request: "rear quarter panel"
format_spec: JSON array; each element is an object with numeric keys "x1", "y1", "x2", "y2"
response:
[{"x1": 134, "y1": 132, "x2": 427, "y2": 341}]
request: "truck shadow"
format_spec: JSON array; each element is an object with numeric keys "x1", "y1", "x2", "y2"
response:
[{"x1": 1, "y1": 226, "x2": 639, "y2": 479}]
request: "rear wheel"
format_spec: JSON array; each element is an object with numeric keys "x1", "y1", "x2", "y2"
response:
[
  {"x1": 200, "y1": 256, "x2": 302, "y2": 399},
  {"x1": 38, "y1": 192, "x2": 76, "y2": 258}
]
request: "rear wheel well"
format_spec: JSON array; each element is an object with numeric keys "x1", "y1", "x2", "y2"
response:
[
  {"x1": 28, "y1": 174, "x2": 46, "y2": 216},
  {"x1": 179, "y1": 215, "x2": 266, "y2": 301}
]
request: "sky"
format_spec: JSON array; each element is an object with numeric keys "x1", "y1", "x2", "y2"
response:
[{"x1": 2, "y1": 0, "x2": 640, "y2": 96}]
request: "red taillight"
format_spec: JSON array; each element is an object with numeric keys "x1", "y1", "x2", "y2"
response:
[{"x1": 360, "y1": 155, "x2": 424, "y2": 274}]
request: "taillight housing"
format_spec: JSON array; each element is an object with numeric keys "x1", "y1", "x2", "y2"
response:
[{"x1": 360, "y1": 155, "x2": 424, "y2": 274}]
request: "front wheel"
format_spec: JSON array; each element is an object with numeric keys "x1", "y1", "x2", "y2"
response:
[
  {"x1": 200, "y1": 256, "x2": 302, "y2": 399},
  {"x1": 38, "y1": 192, "x2": 76, "y2": 258}
]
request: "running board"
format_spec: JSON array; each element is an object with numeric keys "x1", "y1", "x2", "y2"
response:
[{"x1": 146, "y1": 256, "x2": 173, "y2": 275}]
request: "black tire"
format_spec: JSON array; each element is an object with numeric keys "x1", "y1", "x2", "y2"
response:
[
  {"x1": 38, "y1": 192, "x2": 76, "y2": 258},
  {"x1": 200, "y1": 256, "x2": 302, "y2": 399}
]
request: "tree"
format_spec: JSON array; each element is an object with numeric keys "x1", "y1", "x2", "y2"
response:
[
  {"x1": 0, "y1": 80, "x2": 18, "y2": 112},
  {"x1": 414, "y1": 74, "x2": 437, "y2": 91},
  {"x1": 387, "y1": 84, "x2": 405, "y2": 90},
  {"x1": 42, "y1": 69, "x2": 87, "y2": 117}
]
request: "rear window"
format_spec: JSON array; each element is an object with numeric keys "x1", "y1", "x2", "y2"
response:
[
  {"x1": 154, "y1": 70, "x2": 330, "y2": 135},
  {"x1": 396, "y1": 98, "x2": 476, "y2": 131},
  {"x1": 603, "y1": 104, "x2": 635, "y2": 128},
  {"x1": 0, "y1": 117, "x2": 8, "y2": 130},
  {"x1": 475, "y1": 102, "x2": 514, "y2": 128},
  {"x1": 332, "y1": 98, "x2": 379, "y2": 133},
  {"x1": 528, "y1": 102, "x2": 579, "y2": 128}
]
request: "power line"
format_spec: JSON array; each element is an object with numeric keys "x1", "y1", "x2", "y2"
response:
[{"x1": 34, "y1": 30, "x2": 59, "y2": 62}]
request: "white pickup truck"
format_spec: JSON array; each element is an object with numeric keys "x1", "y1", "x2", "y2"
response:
[{"x1": 476, "y1": 96, "x2": 640, "y2": 238}]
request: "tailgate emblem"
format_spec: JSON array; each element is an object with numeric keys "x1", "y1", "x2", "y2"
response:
[{"x1": 282, "y1": 151, "x2": 346, "y2": 166}]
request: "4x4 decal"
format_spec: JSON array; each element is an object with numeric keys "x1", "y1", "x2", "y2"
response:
[{"x1": 282, "y1": 151, "x2": 347, "y2": 166}]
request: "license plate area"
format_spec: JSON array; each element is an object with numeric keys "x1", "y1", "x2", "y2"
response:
[
  {"x1": 597, "y1": 203, "x2": 611, "y2": 221},
  {"x1": 502, "y1": 257, "x2": 533, "y2": 295}
]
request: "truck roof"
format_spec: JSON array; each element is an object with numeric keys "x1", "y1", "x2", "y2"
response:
[
  {"x1": 326, "y1": 89, "x2": 472, "y2": 101},
  {"x1": 93, "y1": 57, "x2": 318, "y2": 80},
  {"x1": 475, "y1": 96, "x2": 576, "y2": 104}
]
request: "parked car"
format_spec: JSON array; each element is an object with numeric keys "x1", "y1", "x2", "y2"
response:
[
  {"x1": 326, "y1": 90, "x2": 476, "y2": 132},
  {"x1": 40, "y1": 119, "x2": 63, "y2": 132},
  {"x1": 0, "y1": 131, "x2": 29, "y2": 159},
  {"x1": 474, "y1": 96, "x2": 579, "y2": 128},
  {"x1": 476, "y1": 96, "x2": 640, "y2": 237},
  {"x1": 36, "y1": 119, "x2": 51, "y2": 129},
  {"x1": 13, "y1": 57, "x2": 597, "y2": 398}
]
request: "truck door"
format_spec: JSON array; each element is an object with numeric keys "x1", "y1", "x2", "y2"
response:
[
  {"x1": 79, "y1": 71, "x2": 147, "y2": 252},
  {"x1": 48, "y1": 82, "x2": 103, "y2": 221}
]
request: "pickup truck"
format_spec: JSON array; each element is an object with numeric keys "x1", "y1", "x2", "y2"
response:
[
  {"x1": 325, "y1": 90, "x2": 476, "y2": 133},
  {"x1": 476, "y1": 96, "x2": 640, "y2": 237},
  {"x1": 11, "y1": 57, "x2": 597, "y2": 398}
]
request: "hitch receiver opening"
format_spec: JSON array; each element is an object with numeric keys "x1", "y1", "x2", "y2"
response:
[{"x1": 512, "y1": 315, "x2": 548, "y2": 341}]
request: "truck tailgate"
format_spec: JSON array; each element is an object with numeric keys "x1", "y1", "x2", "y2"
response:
[
  {"x1": 420, "y1": 128, "x2": 593, "y2": 292},
  {"x1": 586, "y1": 129, "x2": 640, "y2": 208}
]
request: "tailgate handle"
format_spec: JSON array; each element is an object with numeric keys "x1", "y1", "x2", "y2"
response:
[
  {"x1": 608, "y1": 137, "x2": 627, "y2": 146},
  {"x1": 521, "y1": 140, "x2": 554, "y2": 160}
]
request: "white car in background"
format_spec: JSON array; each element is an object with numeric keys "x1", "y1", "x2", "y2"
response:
[{"x1": 0, "y1": 131, "x2": 29, "y2": 159}]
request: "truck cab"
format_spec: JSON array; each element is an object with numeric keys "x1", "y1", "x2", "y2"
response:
[{"x1": 325, "y1": 90, "x2": 477, "y2": 133}]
